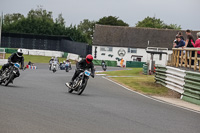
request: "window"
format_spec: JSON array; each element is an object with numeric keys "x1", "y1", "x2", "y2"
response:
[
  {"x1": 128, "y1": 48, "x2": 137, "y2": 53},
  {"x1": 100, "y1": 47, "x2": 113, "y2": 52}
]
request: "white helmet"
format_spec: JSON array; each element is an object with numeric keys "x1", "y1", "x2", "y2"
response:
[{"x1": 17, "y1": 48, "x2": 23, "y2": 57}]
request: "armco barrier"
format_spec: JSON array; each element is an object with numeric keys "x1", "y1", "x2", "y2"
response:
[
  {"x1": 155, "y1": 66, "x2": 167, "y2": 87},
  {"x1": 182, "y1": 71, "x2": 200, "y2": 105},
  {"x1": 155, "y1": 66, "x2": 200, "y2": 105},
  {"x1": 143, "y1": 64, "x2": 148, "y2": 75}
]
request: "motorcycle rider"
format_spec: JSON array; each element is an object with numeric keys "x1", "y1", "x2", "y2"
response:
[
  {"x1": 0, "y1": 48, "x2": 24, "y2": 77},
  {"x1": 65, "y1": 54, "x2": 95, "y2": 87},
  {"x1": 66, "y1": 59, "x2": 72, "y2": 70},
  {"x1": 49, "y1": 57, "x2": 54, "y2": 70},
  {"x1": 101, "y1": 60, "x2": 107, "y2": 68}
]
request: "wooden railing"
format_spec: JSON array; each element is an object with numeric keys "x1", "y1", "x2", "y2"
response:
[{"x1": 171, "y1": 48, "x2": 200, "y2": 71}]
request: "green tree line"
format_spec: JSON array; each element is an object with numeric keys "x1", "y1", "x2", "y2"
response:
[{"x1": 1, "y1": 7, "x2": 181, "y2": 45}]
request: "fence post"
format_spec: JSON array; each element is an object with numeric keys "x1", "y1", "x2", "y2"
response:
[
  {"x1": 194, "y1": 50, "x2": 198, "y2": 71},
  {"x1": 185, "y1": 50, "x2": 188, "y2": 68},
  {"x1": 181, "y1": 49, "x2": 183, "y2": 67},
  {"x1": 189, "y1": 51, "x2": 192, "y2": 69},
  {"x1": 174, "y1": 49, "x2": 177, "y2": 66},
  {"x1": 176, "y1": 50, "x2": 180, "y2": 67}
]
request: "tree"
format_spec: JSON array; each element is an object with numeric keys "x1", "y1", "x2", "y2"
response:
[
  {"x1": 77, "y1": 19, "x2": 96, "y2": 45},
  {"x1": 55, "y1": 13, "x2": 65, "y2": 27},
  {"x1": 163, "y1": 24, "x2": 181, "y2": 30},
  {"x1": 65, "y1": 25, "x2": 87, "y2": 43},
  {"x1": 97, "y1": 16, "x2": 129, "y2": 26},
  {"x1": 135, "y1": 16, "x2": 181, "y2": 30},
  {"x1": 53, "y1": 13, "x2": 66, "y2": 35},
  {"x1": 2, "y1": 6, "x2": 88, "y2": 43}
]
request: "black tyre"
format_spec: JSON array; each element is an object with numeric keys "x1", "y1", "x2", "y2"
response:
[
  {"x1": 4, "y1": 73, "x2": 14, "y2": 86},
  {"x1": 77, "y1": 79, "x2": 88, "y2": 95},
  {"x1": 68, "y1": 87, "x2": 73, "y2": 93}
]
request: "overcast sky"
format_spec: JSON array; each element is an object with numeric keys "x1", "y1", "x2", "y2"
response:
[{"x1": 1, "y1": 0, "x2": 200, "y2": 30}]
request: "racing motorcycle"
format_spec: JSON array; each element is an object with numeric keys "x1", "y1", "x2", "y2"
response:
[
  {"x1": 65, "y1": 62, "x2": 70, "y2": 72},
  {"x1": 52, "y1": 61, "x2": 58, "y2": 73},
  {"x1": 0, "y1": 62, "x2": 20, "y2": 86},
  {"x1": 102, "y1": 62, "x2": 107, "y2": 71},
  {"x1": 67, "y1": 69, "x2": 92, "y2": 95}
]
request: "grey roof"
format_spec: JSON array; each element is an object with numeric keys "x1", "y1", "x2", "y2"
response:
[{"x1": 93, "y1": 24, "x2": 199, "y2": 50}]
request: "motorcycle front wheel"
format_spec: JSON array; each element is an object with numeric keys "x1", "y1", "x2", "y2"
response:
[
  {"x1": 68, "y1": 87, "x2": 73, "y2": 93},
  {"x1": 77, "y1": 78, "x2": 88, "y2": 95}
]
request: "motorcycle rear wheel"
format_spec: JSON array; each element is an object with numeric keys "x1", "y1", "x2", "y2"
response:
[{"x1": 4, "y1": 73, "x2": 14, "y2": 86}]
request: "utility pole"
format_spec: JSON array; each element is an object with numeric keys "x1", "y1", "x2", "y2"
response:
[{"x1": 0, "y1": 12, "x2": 2, "y2": 47}]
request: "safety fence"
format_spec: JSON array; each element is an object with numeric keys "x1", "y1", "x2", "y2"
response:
[
  {"x1": 1, "y1": 32, "x2": 92, "y2": 57},
  {"x1": 0, "y1": 47, "x2": 69, "y2": 58},
  {"x1": 171, "y1": 48, "x2": 200, "y2": 71},
  {"x1": 155, "y1": 65, "x2": 200, "y2": 105},
  {"x1": 126, "y1": 61, "x2": 146, "y2": 68}
]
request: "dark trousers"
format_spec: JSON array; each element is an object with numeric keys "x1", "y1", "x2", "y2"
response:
[
  {"x1": 1, "y1": 63, "x2": 10, "y2": 71},
  {"x1": 71, "y1": 70, "x2": 82, "y2": 82}
]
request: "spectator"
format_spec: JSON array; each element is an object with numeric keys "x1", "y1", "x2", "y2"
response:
[
  {"x1": 173, "y1": 35, "x2": 179, "y2": 46},
  {"x1": 185, "y1": 30, "x2": 195, "y2": 65},
  {"x1": 185, "y1": 29, "x2": 195, "y2": 48},
  {"x1": 173, "y1": 36, "x2": 185, "y2": 48},
  {"x1": 120, "y1": 58, "x2": 124, "y2": 68},
  {"x1": 178, "y1": 32, "x2": 184, "y2": 40},
  {"x1": 194, "y1": 32, "x2": 200, "y2": 65}
]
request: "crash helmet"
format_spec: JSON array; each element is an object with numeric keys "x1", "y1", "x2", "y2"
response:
[
  {"x1": 86, "y1": 54, "x2": 93, "y2": 64},
  {"x1": 16, "y1": 48, "x2": 23, "y2": 57}
]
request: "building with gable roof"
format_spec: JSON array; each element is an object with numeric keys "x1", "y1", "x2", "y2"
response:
[{"x1": 92, "y1": 24, "x2": 199, "y2": 66}]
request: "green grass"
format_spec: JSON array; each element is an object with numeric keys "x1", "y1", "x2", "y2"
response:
[
  {"x1": 5, "y1": 54, "x2": 76, "y2": 64},
  {"x1": 101, "y1": 68, "x2": 169, "y2": 95},
  {"x1": 102, "y1": 68, "x2": 142, "y2": 76}
]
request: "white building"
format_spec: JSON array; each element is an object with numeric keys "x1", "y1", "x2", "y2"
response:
[
  {"x1": 92, "y1": 45, "x2": 171, "y2": 66},
  {"x1": 92, "y1": 25, "x2": 185, "y2": 66}
]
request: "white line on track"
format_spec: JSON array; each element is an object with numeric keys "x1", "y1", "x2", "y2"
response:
[{"x1": 102, "y1": 76, "x2": 200, "y2": 114}]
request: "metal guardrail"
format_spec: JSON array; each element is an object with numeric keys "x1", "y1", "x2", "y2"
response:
[
  {"x1": 171, "y1": 48, "x2": 200, "y2": 71},
  {"x1": 155, "y1": 65, "x2": 200, "y2": 105}
]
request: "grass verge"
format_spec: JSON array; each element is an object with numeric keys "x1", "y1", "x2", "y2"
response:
[
  {"x1": 5, "y1": 54, "x2": 76, "y2": 64},
  {"x1": 101, "y1": 68, "x2": 176, "y2": 96}
]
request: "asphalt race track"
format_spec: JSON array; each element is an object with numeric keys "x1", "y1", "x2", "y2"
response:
[{"x1": 0, "y1": 64, "x2": 200, "y2": 133}]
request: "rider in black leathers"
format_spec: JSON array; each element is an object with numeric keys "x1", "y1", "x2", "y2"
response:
[
  {"x1": 0, "y1": 49, "x2": 24, "y2": 77},
  {"x1": 65, "y1": 54, "x2": 95, "y2": 87}
]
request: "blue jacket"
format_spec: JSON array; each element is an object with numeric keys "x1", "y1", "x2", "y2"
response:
[{"x1": 175, "y1": 40, "x2": 185, "y2": 48}]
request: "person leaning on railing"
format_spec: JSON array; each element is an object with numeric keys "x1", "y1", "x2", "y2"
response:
[
  {"x1": 173, "y1": 36, "x2": 185, "y2": 64},
  {"x1": 194, "y1": 32, "x2": 200, "y2": 65},
  {"x1": 184, "y1": 30, "x2": 195, "y2": 65},
  {"x1": 173, "y1": 36, "x2": 185, "y2": 48}
]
